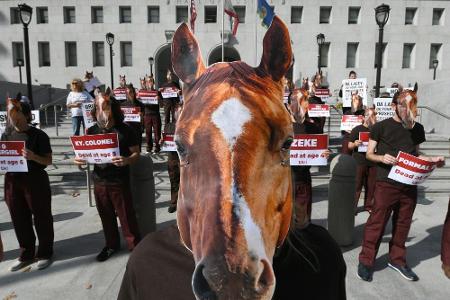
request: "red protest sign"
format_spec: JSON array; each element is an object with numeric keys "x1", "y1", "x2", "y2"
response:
[
  {"x1": 138, "y1": 90, "x2": 158, "y2": 105},
  {"x1": 358, "y1": 132, "x2": 370, "y2": 152},
  {"x1": 121, "y1": 107, "x2": 141, "y2": 122},
  {"x1": 161, "y1": 134, "x2": 176, "y2": 152},
  {"x1": 160, "y1": 87, "x2": 179, "y2": 99},
  {"x1": 290, "y1": 134, "x2": 329, "y2": 166},
  {"x1": 388, "y1": 151, "x2": 436, "y2": 185},
  {"x1": 71, "y1": 133, "x2": 120, "y2": 164},
  {"x1": 0, "y1": 141, "x2": 28, "y2": 172},
  {"x1": 113, "y1": 87, "x2": 127, "y2": 100},
  {"x1": 340, "y1": 115, "x2": 364, "y2": 131},
  {"x1": 308, "y1": 104, "x2": 330, "y2": 117}
]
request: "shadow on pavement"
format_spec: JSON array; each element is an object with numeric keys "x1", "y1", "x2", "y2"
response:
[{"x1": 0, "y1": 212, "x2": 83, "y2": 231}]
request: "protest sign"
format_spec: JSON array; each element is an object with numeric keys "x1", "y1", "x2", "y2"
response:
[
  {"x1": 283, "y1": 91, "x2": 290, "y2": 104},
  {"x1": 388, "y1": 151, "x2": 436, "y2": 185},
  {"x1": 0, "y1": 141, "x2": 28, "y2": 172},
  {"x1": 373, "y1": 98, "x2": 394, "y2": 121},
  {"x1": 308, "y1": 104, "x2": 330, "y2": 117},
  {"x1": 315, "y1": 88, "x2": 330, "y2": 102},
  {"x1": 160, "y1": 87, "x2": 179, "y2": 99},
  {"x1": 113, "y1": 87, "x2": 127, "y2": 101},
  {"x1": 0, "y1": 110, "x2": 40, "y2": 135},
  {"x1": 82, "y1": 102, "x2": 96, "y2": 129},
  {"x1": 290, "y1": 134, "x2": 329, "y2": 166},
  {"x1": 386, "y1": 86, "x2": 413, "y2": 97},
  {"x1": 358, "y1": 132, "x2": 370, "y2": 152},
  {"x1": 71, "y1": 133, "x2": 120, "y2": 164},
  {"x1": 84, "y1": 77, "x2": 102, "y2": 92},
  {"x1": 161, "y1": 134, "x2": 176, "y2": 152},
  {"x1": 342, "y1": 78, "x2": 367, "y2": 107},
  {"x1": 121, "y1": 107, "x2": 141, "y2": 122},
  {"x1": 138, "y1": 90, "x2": 159, "y2": 105},
  {"x1": 340, "y1": 115, "x2": 364, "y2": 131}
]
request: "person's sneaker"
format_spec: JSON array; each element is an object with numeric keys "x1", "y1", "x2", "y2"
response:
[
  {"x1": 357, "y1": 263, "x2": 373, "y2": 282},
  {"x1": 9, "y1": 259, "x2": 35, "y2": 272},
  {"x1": 36, "y1": 258, "x2": 53, "y2": 270},
  {"x1": 388, "y1": 262, "x2": 419, "y2": 281},
  {"x1": 168, "y1": 204, "x2": 177, "y2": 213},
  {"x1": 96, "y1": 247, "x2": 118, "y2": 262}
]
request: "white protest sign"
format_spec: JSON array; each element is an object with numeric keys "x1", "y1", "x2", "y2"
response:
[
  {"x1": 161, "y1": 134, "x2": 176, "y2": 152},
  {"x1": 290, "y1": 134, "x2": 329, "y2": 166},
  {"x1": 160, "y1": 87, "x2": 179, "y2": 99},
  {"x1": 0, "y1": 110, "x2": 40, "y2": 135},
  {"x1": 308, "y1": 104, "x2": 330, "y2": 117},
  {"x1": 358, "y1": 132, "x2": 370, "y2": 153},
  {"x1": 388, "y1": 151, "x2": 436, "y2": 185},
  {"x1": 373, "y1": 98, "x2": 394, "y2": 121},
  {"x1": 340, "y1": 115, "x2": 364, "y2": 131},
  {"x1": 82, "y1": 102, "x2": 96, "y2": 129},
  {"x1": 315, "y1": 88, "x2": 330, "y2": 103},
  {"x1": 70, "y1": 133, "x2": 120, "y2": 164},
  {"x1": 386, "y1": 86, "x2": 414, "y2": 97},
  {"x1": 283, "y1": 91, "x2": 290, "y2": 104},
  {"x1": 138, "y1": 90, "x2": 159, "y2": 105},
  {"x1": 342, "y1": 78, "x2": 367, "y2": 107},
  {"x1": 113, "y1": 87, "x2": 127, "y2": 101},
  {"x1": 84, "y1": 77, "x2": 102, "y2": 92},
  {"x1": 0, "y1": 141, "x2": 28, "y2": 172},
  {"x1": 121, "y1": 107, "x2": 141, "y2": 123}
]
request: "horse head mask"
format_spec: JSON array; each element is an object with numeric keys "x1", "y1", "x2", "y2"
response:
[
  {"x1": 392, "y1": 83, "x2": 418, "y2": 129},
  {"x1": 172, "y1": 16, "x2": 293, "y2": 300},
  {"x1": 6, "y1": 98, "x2": 31, "y2": 130},
  {"x1": 119, "y1": 75, "x2": 127, "y2": 88}
]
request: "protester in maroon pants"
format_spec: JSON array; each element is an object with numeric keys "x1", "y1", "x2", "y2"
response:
[
  {"x1": 122, "y1": 84, "x2": 144, "y2": 150},
  {"x1": 2, "y1": 99, "x2": 54, "y2": 271},
  {"x1": 442, "y1": 199, "x2": 450, "y2": 279},
  {"x1": 139, "y1": 76, "x2": 161, "y2": 153},
  {"x1": 357, "y1": 87, "x2": 445, "y2": 282},
  {"x1": 348, "y1": 108, "x2": 377, "y2": 214},
  {"x1": 74, "y1": 90, "x2": 141, "y2": 262}
]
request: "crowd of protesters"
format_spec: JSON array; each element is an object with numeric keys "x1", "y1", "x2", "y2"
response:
[{"x1": 0, "y1": 69, "x2": 448, "y2": 285}]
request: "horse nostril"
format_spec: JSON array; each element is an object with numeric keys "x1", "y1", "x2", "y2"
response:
[
  {"x1": 256, "y1": 259, "x2": 276, "y2": 292},
  {"x1": 192, "y1": 263, "x2": 217, "y2": 300}
]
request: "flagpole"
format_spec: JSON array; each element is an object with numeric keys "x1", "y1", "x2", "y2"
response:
[{"x1": 222, "y1": 0, "x2": 225, "y2": 62}]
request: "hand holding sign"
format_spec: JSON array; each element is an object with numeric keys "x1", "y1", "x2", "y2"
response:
[
  {"x1": 111, "y1": 156, "x2": 129, "y2": 167},
  {"x1": 388, "y1": 152, "x2": 436, "y2": 185}
]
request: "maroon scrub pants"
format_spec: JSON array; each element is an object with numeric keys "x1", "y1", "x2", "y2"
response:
[
  {"x1": 93, "y1": 182, "x2": 141, "y2": 250},
  {"x1": 442, "y1": 199, "x2": 450, "y2": 266},
  {"x1": 355, "y1": 165, "x2": 377, "y2": 212},
  {"x1": 4, "y1": 171, "x2": 54, "y2": 261},
  {"x1": 144, "y1": 114, "x2": 161, "y2": 151},
  {"x1": 359, "y1": 181, "x2": 417, "y2": 267}
]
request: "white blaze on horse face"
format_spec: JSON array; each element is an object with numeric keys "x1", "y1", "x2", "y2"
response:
[{"x1": 211, "y1": 98, "x2": 252, "y2": 149}]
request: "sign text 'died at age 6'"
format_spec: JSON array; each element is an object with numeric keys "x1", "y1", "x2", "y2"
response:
[
  {"x1": 388, "y1": 151, "x2": 436, "y2": 185},
  {"x1": 0, "y1": 141, "x2": 28, "y2": 172},
  {"x1": 70, "y1": 133, "x2": 120, "y2": 164},
  {"x1": 290, "y1": 134, "x2": 329, "y2": 166}
]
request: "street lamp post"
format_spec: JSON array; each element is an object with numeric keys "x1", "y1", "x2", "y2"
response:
[
  {"x1": 18, "y1": 3, "x2": 33, "y2": 109},
  {"x1": 148, "y1": 57, "x2": 154, "y2": 76},
  {"x1": 374, "y1": 4, "x2": 390, "y2": 98},
  {"x1": 316, "y1": 33, "x2": 325, "y2": 74},
  {"x1": 17, "y1": 58, "x2": 24, "y2": 85},
  {"x1": 432, "y1": 59, "x2": 438, "y2": 80},
  {"x1": 106, "y1": 32, "x2": 115, "y2": 89}
]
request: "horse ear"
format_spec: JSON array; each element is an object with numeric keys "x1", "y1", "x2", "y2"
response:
[
  {"x1": 257, "y1": 16, "x2": 293, "y2": 82},
  {"x1": 413, "y1": 82, "x2": 418, "y2": 93},
  {"x1": 105, "y1": 87, "x2": 112, "y2": 96},
  {"x1": 171, "y1": 23, "x2": 206, "y2": 85}
]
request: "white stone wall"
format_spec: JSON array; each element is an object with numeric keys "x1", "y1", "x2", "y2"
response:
[{"x1": 0, "y1": 0, "x2": 449, "y2": 104}]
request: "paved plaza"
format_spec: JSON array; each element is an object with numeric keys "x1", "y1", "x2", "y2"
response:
[{"x1": 0, "y1": 152, "x2": 449, "y2": 299}]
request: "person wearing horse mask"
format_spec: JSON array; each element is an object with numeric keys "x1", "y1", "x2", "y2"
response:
[
  {"x1": 122, "y1": 83, "x2": 145, "y2": 150},
  {"x1": 159, "y1": 69, "x2": 181, "y2": 125},
  {"x1": 2, "y1": 99, "x2": 54, "y2": 271},
  {"x1": 139, "y1": 76, "x2": 162, "y2": 153},
  {"x1": 348, "y1": 108, "x2": 377, "y2": 214},
  {"x1": 74, "y1": 91, "x2": 141, "y2": 261},
  {"x1": 341, "y1": 93, "x2": 365, "y2": 155},
  {"x1": 358, "y1": 85, "x2": 445, "y2": 282}
]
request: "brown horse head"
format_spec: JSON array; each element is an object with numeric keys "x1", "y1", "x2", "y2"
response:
[
  {"x1": 6, "y1": 98, "x2": 31, "y2": 129},
  {"x1": 119, "y1": 75, "x2": 126, "y2": 87},
  {"x1": 392, "y1": 83, "x2": 418, "y2": 129},
  {"x1": 91, "y1": 88, "x2": 115, "y2": 129},
  {"x1": 172, "y1": 16, "x2": 293, "y2": 300},
  {"x1": 139, "y1": 77, "x2": 146, "y2": 89},
  {"x1": 290, "y1": 88, "x2": 309, "y2": 124},
  {"x1": 84, "y1": 71, "x2": 94, "y2": 80}
]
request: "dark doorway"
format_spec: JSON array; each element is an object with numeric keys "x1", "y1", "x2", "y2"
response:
[
  {"x1": 207, "y1": 46, "x2": 241, "y2": 66},
  {"x1": 155, "y1": 44, "x2": 179, "y2": 88}
]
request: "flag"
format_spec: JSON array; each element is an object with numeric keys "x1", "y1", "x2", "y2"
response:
[
  {"x1": 190, "y1": 0, "x2": 197, "y2": 33},
  {"x1": 257, "y1": 0, "x2": 275, "y2": 27},
  {"x1": 224, "y1": 0, "x2": 239, "y2": 36}
]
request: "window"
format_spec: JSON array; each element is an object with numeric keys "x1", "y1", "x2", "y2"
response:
[
  {"x1": 36, "y1": 7, "x2": 48, "y2": 24},
  {"x1": 148, "y1": 6, "x2": 160, "y2": 23},
  {"x1": 235, "y1": 6, "x2": 246, "y2": 23},
  {"x1": 348, "y1": 7, "x2": 360, "y2": 24},
  {"x1": 374, "y1": 43, "x2": 387, "y2": 68},
  {"x1": 405, "y1": 7, "x2": 417, "y2": 25},
  {"x1": 65, "y1": 42, "x2": 77, "y2": 67},
  {"x1": 320, "y1": 42, "x2": 330, "y2": 68},
  {"x1": 176, "y1": 6, "x2": 188, "y2": 23},
  {"x1": 120, "y1": 6, "x2": 132, "y2": 23},
  {"x1": 346, "y1": 43, "x2": 359, "y2": 68},
  {"x1": 429, "y1": 44, "x2": 442, "y2": 68},
  {"x1": 205, "y1": 6, "x2": 217, "y2": 23},
  {"x1": 291, "y1": 6, "x2": 303, "y2": 24},
  {"x1": 64, "y1": 7, "x2": 76, "y2": 24},
  {"x1": 93, "y1": 42, "x2": 105, "y2": 67},
  {"x1": 91, "y1": 6, "x2": 103, "y2": 23},
  {"x1": 402, "y1": 43, "x2": 415, "y2": 69},
  {"x1": 121, "y1": 42, "x2": 132, "y2": 66},
  {"x1": 432, "y1": 8, "x2": 444, "y2": 25},
  {"x1": 10, "y1": 7, "x2": 20, "y2": 24},
  {"x1": 12, "y1": 42, "x2": 24, "y2": 67},
  {"x1": 320, "y1": 7, "x2": 332, "y2": 24},
  {"x1": 38, "y1": 42, "x2": 51, "y2": 67}
]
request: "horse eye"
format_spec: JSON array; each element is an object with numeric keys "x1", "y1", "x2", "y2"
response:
[
  {"x1": 281, "y1": 137, "x2": 293, "y2": 151},
  {"x1": 176, "y1": 140, "x2": 187, "y2": 157}
]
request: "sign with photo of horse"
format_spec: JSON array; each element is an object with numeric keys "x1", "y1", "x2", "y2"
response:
[
  {"x1": 160, "y1": 87, "x2": 179, "y2": 99},
  {"x1": 121, "y1": 107, "x2": 141, "y2": 123},
  {"x1": 113, "y1": 87, "x2": 127, "y2": 101},
  {"x1": 373, "y1": 98, "x2": 395, "y2": 121},
  {"x1": 308, "y1": 104, "x2": 330, "y2": 117},
  {"x1": 290, "y1": 134, "x2": 329, "y2": 166},
  {"x1": 342, "y1": 78, "x2": 367, "y2": 107},
  {"x1": 358, "y1": 132, "x2": 370, "y2": 152},
  {"x1": 70, "y1": 133, "x2": 120, "y2": 164},
  {"x1": 82, "y1": 102, "x2": 96, "y2": 129},
  {"x1": 0, "y1": 141, "x2": 28, "y2": 172},
  {"x1": 138, "y1": 90, "x2": 159, "y2": 105},
  {"x1": 388, "y1": 151, "x2": 436, "y2": 185},
  {"x1": 340, "y1": 115, "x2": 364, "y2": 131},
  {"x1": 161, "y1": 134, "x2": 176, "y2": 152}
]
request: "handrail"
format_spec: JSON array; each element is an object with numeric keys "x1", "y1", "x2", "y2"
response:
[
  {"x1": 418, "y1": 105, "x2": 450, "y2": 121},
  {"x1": 39, "y1": 94, "x2": 68, "y2": 111},
  {"x1": 330, "y1": 105, "x2": 343, "y2": 116}
]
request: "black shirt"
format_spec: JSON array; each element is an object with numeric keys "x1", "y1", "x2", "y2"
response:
[
  {"x1": 370, "y1": 118, "x2": 425, "y2": 184},
  {"x1": 349, "y1": 124, "x2": 374, "y2": 166},
  {"x1": 307, "y1": 96, "x2": 325, "y2": 134},
  {"x1": 87, "y1": 123, "x2": 138, "y2": 184},
  {"x1": 1, "y1": 126, "x2": 52, "y2": 173}
]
